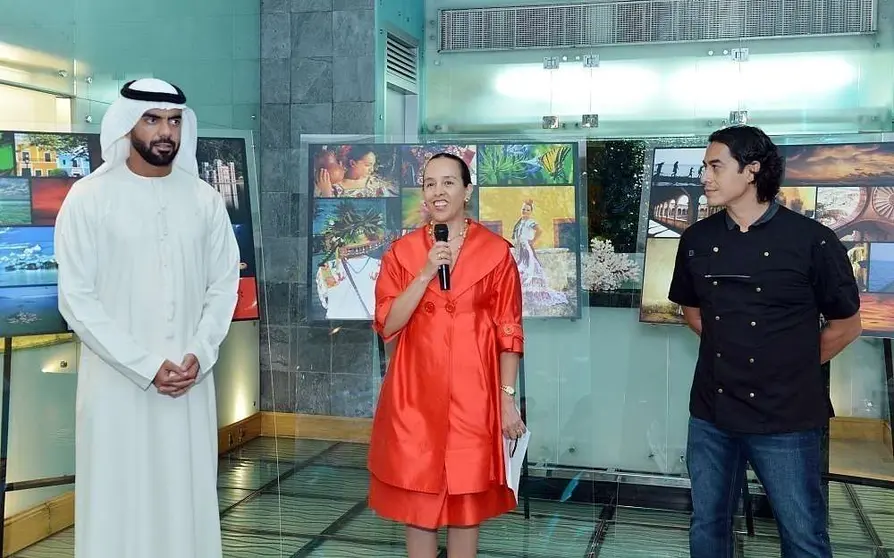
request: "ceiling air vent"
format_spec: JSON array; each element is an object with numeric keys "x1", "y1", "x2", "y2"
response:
[{"x1": 438, "y1": 0, "x2": 876, "y2": 52}]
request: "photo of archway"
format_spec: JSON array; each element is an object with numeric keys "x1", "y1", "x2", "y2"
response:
[{"x1": 647, "y1": 186, "x2": 723, "y2": 238}]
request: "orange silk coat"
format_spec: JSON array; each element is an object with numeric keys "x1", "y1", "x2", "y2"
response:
[{"x1": 368, "y1": 220, "x2": 524, "y2": 495}]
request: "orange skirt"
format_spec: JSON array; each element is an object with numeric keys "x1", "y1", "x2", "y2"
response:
[{"x1": 368, "y1": 472, "x2": 516, "y2": 529}]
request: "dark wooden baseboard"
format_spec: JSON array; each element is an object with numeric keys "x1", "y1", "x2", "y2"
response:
[{"x1": 260, "y1": 412, "x2": 372, "y2": 443}]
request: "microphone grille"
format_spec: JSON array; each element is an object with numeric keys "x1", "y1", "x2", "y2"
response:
[{"x1": 433, "y1": 223, "x2": 449, "y2": 242}]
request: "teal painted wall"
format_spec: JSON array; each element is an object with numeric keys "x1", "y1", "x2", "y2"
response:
[{"x1": 0, "y1": 0, "x2": 260, "y2": 132}]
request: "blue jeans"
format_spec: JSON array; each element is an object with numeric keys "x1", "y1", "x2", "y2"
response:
[{"x1": 687, "y1": 417, "x2": 831, "y2": 558}]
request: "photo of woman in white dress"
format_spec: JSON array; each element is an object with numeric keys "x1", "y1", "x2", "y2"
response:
[{"x1": 511, "y1": 199, "x2": 568, "y2": 310}]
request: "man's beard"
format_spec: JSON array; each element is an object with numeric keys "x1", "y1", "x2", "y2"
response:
[{"x1": 131, "y1": 136, "x2": 179, "y2": 167}]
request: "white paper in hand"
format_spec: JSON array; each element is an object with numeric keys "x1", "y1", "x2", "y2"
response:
[{"x1": 503, "y1": 430, "x2": 531, "y2": 503}]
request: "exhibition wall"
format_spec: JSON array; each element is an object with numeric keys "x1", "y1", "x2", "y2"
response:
[
  {"x1": 288, "y1": 132, "x2": 892, "y2": 479},
  {"x1": 0, "y1": 127, "x2": 263, "y2": 519}
]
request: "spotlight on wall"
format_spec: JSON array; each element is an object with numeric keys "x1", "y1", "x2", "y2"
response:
[
  {"x1": 542, "y1": 116, "x2": 559, "y2": 129},
  {"x1": 42, "y1": 360, "x2": 73, "y2": 374},
  {"x1": 729, "y1": 110, "x2": 749, "y2": 125},
  {"x1": 581, "y1": 114, "x2": 599, "y2": 128},
  {"x1": 542, "y1": 57, "x2": 559, "y2": 70}
]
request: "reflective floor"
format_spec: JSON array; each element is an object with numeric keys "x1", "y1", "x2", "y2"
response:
[{"x1": 13, "y1": 436, "x2": 894, "y2": 557}]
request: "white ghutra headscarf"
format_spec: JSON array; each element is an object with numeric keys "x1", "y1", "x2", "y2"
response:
[{"x1": 91, "y1": 78, "x2": 199, "y2": 179}]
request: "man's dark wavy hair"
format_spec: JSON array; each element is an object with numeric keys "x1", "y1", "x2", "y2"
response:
[{"x1": 708, "y1": 125, "x2": 785, "y2": 203}]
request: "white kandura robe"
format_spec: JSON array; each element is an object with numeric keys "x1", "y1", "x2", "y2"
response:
[{"x1": 54, "y1": 163, "x2": 241, "y2": 558}]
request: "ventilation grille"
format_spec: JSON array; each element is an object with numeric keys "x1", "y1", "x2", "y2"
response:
[
  {"x1": 386, "y1": 33, "x2": 418, "y2": 88},
  {"x1": 439, "y1": 0, "x2": 876, "y2": 51}
]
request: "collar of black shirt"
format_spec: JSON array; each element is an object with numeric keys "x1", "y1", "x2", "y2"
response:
[{"x1": 724, "y1": 201, "x2": 779, "y2": 231}]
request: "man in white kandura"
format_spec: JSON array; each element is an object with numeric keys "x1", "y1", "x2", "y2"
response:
[{"x1": 54, "y1": 78, "x2": 240, "y2": 558}]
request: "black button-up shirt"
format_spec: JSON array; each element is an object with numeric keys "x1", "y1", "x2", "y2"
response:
[{"x1": 669, "y1": 203, "x2": 860, "y2": 434}]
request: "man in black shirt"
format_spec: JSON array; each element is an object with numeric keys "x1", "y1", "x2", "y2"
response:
[{"x1": 668, "y1": 125, "x2": 863, "y2": 558}]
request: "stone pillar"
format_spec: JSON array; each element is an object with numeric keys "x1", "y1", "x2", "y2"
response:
[{"x1": 258, "y1": 0, "x2": 378, "y2": 417}]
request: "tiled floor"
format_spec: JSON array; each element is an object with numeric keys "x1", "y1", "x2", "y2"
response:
[{"x1": 12, "y1": 436, "x2": 894, "y2": 557}]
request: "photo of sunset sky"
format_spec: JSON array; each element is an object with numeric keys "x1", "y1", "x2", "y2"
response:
[{"x1": 783, "y1": 144, "x2": 894, "y2": 186}]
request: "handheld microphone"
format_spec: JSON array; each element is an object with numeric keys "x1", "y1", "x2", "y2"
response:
[{"x1": 433, "y1": 223, "x2": 450, "y2": 291}]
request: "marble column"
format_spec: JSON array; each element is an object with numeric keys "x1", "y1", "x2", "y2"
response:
[{"x1": 258, "y1": 0, "x2": 378, "y2": 418}]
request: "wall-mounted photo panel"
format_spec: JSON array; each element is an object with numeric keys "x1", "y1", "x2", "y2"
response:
[
  {"x1": 859, "y1": 293, "x2": 894, "y2": 337},
  {"x1": 641, "y1": 141, "x2": 894, "y2": 337},
  {"x1": 816, "y1": 186, "x2": 894, "y2": 242},
  {"x1": 307, "y1": 142, "x2": 583, "y2": 322},
  {"x1": 0, "y1": 129, "x2": 262, "y2": 337},
  {"x1": 232, "y1": 224, "x2": 256, "y2": 278}
]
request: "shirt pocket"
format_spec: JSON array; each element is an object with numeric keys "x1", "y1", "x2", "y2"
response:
[{"x1": 686, "y1": 253, "x2": 714, "y2": 299}]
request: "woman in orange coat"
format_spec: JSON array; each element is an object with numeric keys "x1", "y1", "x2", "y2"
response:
[{"x1": 368, "y1": 152, "x2": 527, "y2": 558}]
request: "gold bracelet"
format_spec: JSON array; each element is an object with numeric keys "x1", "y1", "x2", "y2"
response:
[{"x1": 500, "y1": 385, "x2": 516, "y2": 397}]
